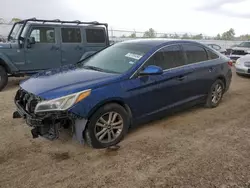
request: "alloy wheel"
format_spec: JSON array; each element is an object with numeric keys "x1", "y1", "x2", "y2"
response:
[
  {"x1": 94, "y1": 112, "x2": 124, "y2": 144},
  {"x1": 211, "y1": 83, "x2": 223, "y2": 104}
]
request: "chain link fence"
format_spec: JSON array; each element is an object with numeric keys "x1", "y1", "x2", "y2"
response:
[{"x1": 0, "y1": 23, "x2": 243, "y2": 49}]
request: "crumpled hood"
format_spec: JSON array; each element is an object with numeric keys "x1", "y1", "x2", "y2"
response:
[
  {"x1": 20, "y1": 64, "x2": 120, "y2": 99},
  {"x1": 0, "y1": 42, "x2": 11, "y2": 49}
]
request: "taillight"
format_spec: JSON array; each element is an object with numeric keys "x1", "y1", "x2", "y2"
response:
[{"x1": 228, "y1": 60, "x2": 233, "y2": 67}]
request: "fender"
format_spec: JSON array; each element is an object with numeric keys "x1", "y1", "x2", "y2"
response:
[
  {"x1": 79, "y1": 51, "x2": 98, "y2": 61},
  {"x1": 0, "y1": 53, "x2": 18, "y2": 73}
]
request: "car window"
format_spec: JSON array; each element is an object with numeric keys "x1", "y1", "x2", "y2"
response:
[
  {"x1": 82, "y1": 43, "x2": 151, "y2": 73},
  {"x1": 145, "y1": 45, "x2": 186, "y2": 70},
  {"x1": 212, "y1": 44, "x2": 221, "y2": 50},
  {"x1": 182, "y1": 44, "x2": 208, "y2": 64},
  {"x1": 61, "y1": 28, "x2": 82, "y2": 43},
  {"x1": 238, "y1": 42, "x2": 250, "y2": 47},
  {"x1": 86, "y1": 28, "x2": 105, "y2": 43},
  {"x1": 29, "y1": 27, "x2": 55, "y2": 43},
  {"x1": 206, "y1": 49, "x2": 219, "y2": 60}
]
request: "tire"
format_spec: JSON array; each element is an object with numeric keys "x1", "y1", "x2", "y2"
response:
[
  {"x1": 0, "y1": 65, "x2": 8, "y2": 91},
  {"x1": 84, "y1": 103, "x2": 130, "y2": 149},
  {"x1": 205, "y1": 79, "x2": 225, "y2": 108}
]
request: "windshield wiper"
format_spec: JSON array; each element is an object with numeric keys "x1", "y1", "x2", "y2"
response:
[
  {"x1": 82, "y1": 65, "x2": 119, "y2": 74},
  {"x1": 82, "y1": 65, "x2": 106, "y2": 71}
]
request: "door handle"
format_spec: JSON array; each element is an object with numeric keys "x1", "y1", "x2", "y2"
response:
[
  {"x1": 75, "y1": 45, "x2": 83, "y2": 50},
  {"x1": 208, "y1": 67, "x2": 215, "y2": 72},
  {"x1": 176, "y1": 75, "x2": 186, "y2": 81},
  {"x1": 50, "y1": 45, "x2": 59, "y2": 51}
]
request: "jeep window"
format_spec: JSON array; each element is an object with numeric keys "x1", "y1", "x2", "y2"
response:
[
  {"x1": 9, "y1": 23, "x2": 23, "y2": 40},
  {"x1": 82, "y1": 43, "x2": 151, "y2": 73},
  {"x1": 182, "y1": 44, "x2": 208, "y2": 64},
  {"x1": 86, "y1": 28, "x2": 105, "y2": 43},
  {"x1": 61, "y1": 28, "x2": 81, "y2": 43},
  {"x1": 238, "y1": 42, "x2": 250, "y2": 48},
  {"x1": 29, "y1": 27, "x2": 55, "y2": 43}
]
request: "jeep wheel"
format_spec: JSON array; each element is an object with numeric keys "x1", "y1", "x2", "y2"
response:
[
  {"x1": 84, "y1": 103, "x2": 129, "y2": 149},
  {"x1": 0, "y1": 65, "x2": 8, "y2": 91},
  {"x1": 205, "y1": 79, "x2": 224, "y2": 108}
]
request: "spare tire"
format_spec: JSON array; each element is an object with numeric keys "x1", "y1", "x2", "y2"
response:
[{"x1": 0, "y1": 65, "x2": 8, "y2": 91}]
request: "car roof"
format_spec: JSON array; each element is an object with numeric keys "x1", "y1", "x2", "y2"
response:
[{"x1": 121, "y1": 38, "x2": 205, "y2": 48}]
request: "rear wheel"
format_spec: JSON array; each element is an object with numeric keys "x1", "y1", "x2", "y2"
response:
[
  {"x1": 84, "y1": 103, "x2": 130, "y2": 149},
  {"x1": 205, "y1": 80, "x2": 224, "y2": 108},
  {"x1": 0, "y1": 65, "x2": 8, "y2": 91}
]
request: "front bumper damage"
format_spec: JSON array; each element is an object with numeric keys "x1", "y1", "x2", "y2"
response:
[{"x1": 13, "y1": 89, "x2": 88, "y2": 144}]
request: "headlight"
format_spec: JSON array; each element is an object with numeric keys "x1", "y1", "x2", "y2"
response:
[
  {"x1": 246, "y1": 51, "x2": 250, "y2": 54},
  {"x1": 236, "y1": 59, "x2": 240, "y2": 65},
  {"x1": 34, "y1": 89, "x2": 91, "y2": 113}
]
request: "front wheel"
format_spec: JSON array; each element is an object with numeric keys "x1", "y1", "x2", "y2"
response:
[
  {"x1": 0, "y1": 65, "x2": 8, "y2": 91},
  {"x1": 84, "y1": 103, "x2": 130, "y2": 149},
  {"x1": 205, "y1": 80, "x2": 225, "y2": 108}
]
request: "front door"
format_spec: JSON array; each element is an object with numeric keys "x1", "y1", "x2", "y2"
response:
[
  {"x1": 60, "y1": 27, "x2": 84, "y2": 66},
  {"x1": 124, "y1": 44, "x2": 191, "y2": 119},
  {"x1": 23, "y1": 26, "x2": 61, "y2": 71}
]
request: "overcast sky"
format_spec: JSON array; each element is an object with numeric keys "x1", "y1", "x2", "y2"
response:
[{"x1": 1, "y1": 0, "x2": 250, "y2": 36}]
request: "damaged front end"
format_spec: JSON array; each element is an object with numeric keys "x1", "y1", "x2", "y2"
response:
[{"x1": 13, "y1": 88, "x2": 87, "y2": 144}]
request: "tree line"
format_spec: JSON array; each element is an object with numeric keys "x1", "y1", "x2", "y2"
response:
[{"x1": 121, "y1": 28, "x2": 250, "y2": 41}]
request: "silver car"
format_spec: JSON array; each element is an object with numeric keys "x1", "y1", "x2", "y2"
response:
[{"x1": 235, "y1": 55, "x2": 250, "y2": 75}]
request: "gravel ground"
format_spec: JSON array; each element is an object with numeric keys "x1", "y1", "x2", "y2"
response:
[{"x1": 1, "y1": 67, "x2": 250, "y2": 188}]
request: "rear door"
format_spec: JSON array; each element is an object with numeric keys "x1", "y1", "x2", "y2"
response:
[
  {"x1": 80, "y1": 27, "x2": 108, "y2": 60},
  {"x1": 60, "y1": 27, "x2": 84, "y2": 65},
  {"x1": 181, "y1": 43, "x2": 219, "y2": 100}
]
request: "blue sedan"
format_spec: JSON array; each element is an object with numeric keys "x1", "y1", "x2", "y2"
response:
[{"x1": 13, "y1": 39, "x2": 232, "y2": 149}]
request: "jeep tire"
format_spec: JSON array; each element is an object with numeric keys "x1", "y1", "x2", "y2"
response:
[{"x1": 0, "y1": 65, "x2": 8, "y2": 91}]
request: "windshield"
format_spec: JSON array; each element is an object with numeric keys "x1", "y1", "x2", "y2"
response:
[
  {"x1": 81, "y1": 43, "x2": 152, "y2": 74},
  {"x1": 9, "y1": 23, "x2": 23, "y2": 40},
  {"x1": 238, "y1": 42, "x2": 250, "y2": 48}
]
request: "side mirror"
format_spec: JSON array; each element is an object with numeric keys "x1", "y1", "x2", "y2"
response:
[
  {"x1": 139, "y1": 65, "x2": 163, "y2": 76},
  {"x1": 28, "y1": 37, "x2": 36, "y2": 44},
  {"x1": 27, "y1": 37, "x2": 36, "y2": 45}
]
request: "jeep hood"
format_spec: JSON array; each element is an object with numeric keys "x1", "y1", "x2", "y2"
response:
[
  {"x1": 20, "y1": 65, "x2": 121, "y2": 99},
  {"x1": 0, "y1": 42, "x2": 11, "y2": 49}
]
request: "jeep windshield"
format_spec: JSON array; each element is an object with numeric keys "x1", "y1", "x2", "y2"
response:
[
  {"x1": 237, "y1": 42, "x2": 250, "y2": 48},
  {"x1": 9, "y1": 23, "x2": 23, "y2": 40},
  {"x1": 81, "y1": 43, "x2": 151, "y2": 74}
]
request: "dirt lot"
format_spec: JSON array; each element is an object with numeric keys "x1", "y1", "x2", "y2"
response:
[{"x1": 1, "y1": 67, "x2": 250, "y2": 188}]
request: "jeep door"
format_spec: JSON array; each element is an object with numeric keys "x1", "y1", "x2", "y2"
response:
[
  {"x1": 23, "y1": 26, "x2": 61, "y2": 71},
  {"x1": 60, "y1": 27, "x2": 84, "y2": 66}
]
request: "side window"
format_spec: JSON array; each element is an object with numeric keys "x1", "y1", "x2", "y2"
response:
[
  {"x1": 206, "y1": 49, "x2": 219, "y2": 60},
  {"x1": 29, "y1": 27, "x2": 55, "y2": 43},
  {"x1": 145, "y1": 45, "x2": 185, "y2": 70},
  {"x1": 61, "y1": 28, "x2": 82, "y2": 43},
  {"x1": 86, "y1": 28, "x2": 105, "y2": 43},
  {"x1": 182, "y1": 44, "x2": 208, "y2": 64}
]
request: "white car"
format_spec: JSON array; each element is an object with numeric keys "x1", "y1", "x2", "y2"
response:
[
  {"x1": 235, "y1": 55, "x2": 250, "y2": 75},
  {"x1": 229, "y1": 41, "x2": 250, "y2": 62}
]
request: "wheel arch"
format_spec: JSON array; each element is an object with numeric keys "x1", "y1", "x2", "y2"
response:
[
  {"x1": 0, "y1": 58, "x2": 10, "y2": 73},
  {"x1": 216, "y1": 75, "x2": 226, "y2": 90},
  {"x1": 86, "y1": 98, "x2": 133, "y2": 125}
]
